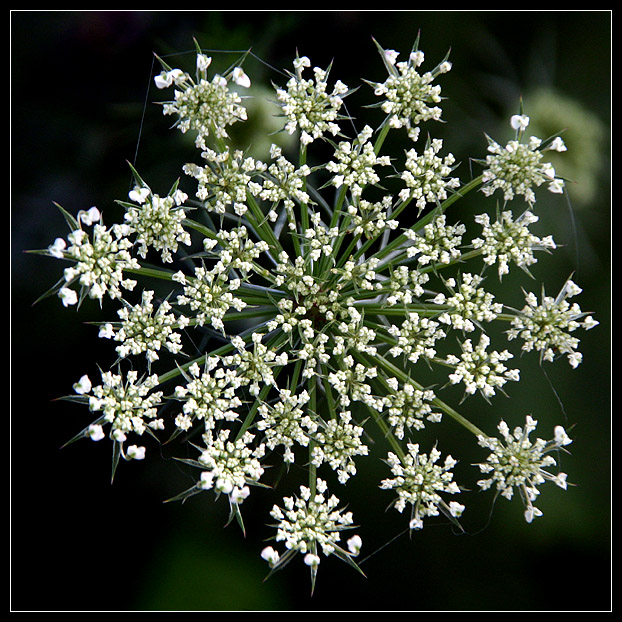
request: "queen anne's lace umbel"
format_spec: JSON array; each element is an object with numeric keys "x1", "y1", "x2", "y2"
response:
[{"x1": 39, "y1": 38, "x2": 598, "y2": 592}]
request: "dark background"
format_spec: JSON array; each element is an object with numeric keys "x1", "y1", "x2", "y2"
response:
[{"x1": 11, "y1": 11, "x2": 611, "y2": 612}]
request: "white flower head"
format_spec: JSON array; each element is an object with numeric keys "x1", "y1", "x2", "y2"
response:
[
  {"x1": 59, "y1": 287, "x2": 78, "y2": 307},
  {"x1": 48, "y1": 237, "x2": 67, "y2": 259},
  {"x1": 347, "y1": 535, "x2": 362, "y2": 556},
  {"x1": 232, "y1": 67, "x2": 251, "y2": 88},
  {"x1": 261, "y1": 546, "x2": 280, "y2": 566},
  {"x1": 78, "y1": 206, "x2": 101, "y2": 226},
  {"x1": 197, "y1": 54, "x2": 212, "y2": 72},
  {"x1": 39, "y1": 37, "x2": 597, "y2": 595},
  {"x1": 73, "y1": 374, "x2": 92, "y2": 395},
  {"x1": 510, "y1": 114, "x2": 530, "y2": 131},
  {"x1": 87, "y1": 424, "x2": 105, "y2": 441},
  {"x1": 476, "y1": 416, "x2": 574, "y2": 522},
  {"x1": 126, "y1": 445, "x2": 146, "y2": 460},
  {"x1": 384, "y1": 49, "x2": 399, "y2": 65}
]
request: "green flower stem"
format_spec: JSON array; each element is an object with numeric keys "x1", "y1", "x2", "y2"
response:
[
  {"x1": 235, "y1": 281, "x2": 286, "y2": 298},
  {"x1": 322, "y1": 209, "x2": 353, "y2": 275},
  {"x1": 319, "y1": 362, "x2": 338, "y2": 420},
  {"x1": 373, "y1": 122, "x2": 392, "y2": 156},
  {"x1": 332, "y1": 231, "x2": 363, "y2": 273},
  {"x1": 369, "y1": 404, "x2": 405, "y2": 461},
  {"x1": 245, "y1": 191, "x2": 286, "y2": 259},
  {"x1": 315, "y1": 184, "x2": 349, "y2": 277},
  {"x1": 298, "y1": 143, "x2": 315, "y2": 269},
  {"x1": 288, "y1": 357, "x2": 304, "y2": 393},
  {"x1": 248, "y1": 261, "x2": 281, "y2": 287},
  {"x1": 332, "y1": 350, "x2": 406, "y2": 461},
  {"x1": 328, "y1": 184, "x2": 349, "y2": 230},
  {"x1": 368, "y1": 350, "x2": 487, "y2": 439},
  {"x1": 370, "y1": 174, "x2": 484, "y2": 265},
  {"x1": 318, "y1": 122, "x2": 391, "y2": 277},
  {"x1": 308, "y1": 370, "x2": 318, "y2": 495},
  {"x1": 355, "y1": 303, "x2": 450, "y2": 316},
  {"x1": 235, "y1": 329, "x2": 290, "y2": 439},
  {"x1": 236, "y1": 381, "x2": 273, "y2": 441},
  {"x1": 184, "y1": 218, "x2": 219, "y2": 241},
  {"x1": 299, "y1": 143, "x2": 310, "y2": 235},
  {"x1": 125, "y1": 265, "x2": 178, "y2": 281},
  {"x1": 221, "y1": 306, "x2": 275, "y2": 322}
]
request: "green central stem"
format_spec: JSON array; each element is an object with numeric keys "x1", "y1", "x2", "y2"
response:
[{"x1": 361, "y1": 350, "x2": 487, "y2": 439}]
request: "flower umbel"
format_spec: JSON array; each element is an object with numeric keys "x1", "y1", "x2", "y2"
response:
[
  {"x1": 264, "y1": 478, "x2": 363, "y2": 592},
  {"x1": 37, "y1": 38, "x2": 598, "y2": 593},
  {"x1": 480, "y1": 115, "x2": 567, "y2": 205},
  {"x1": 507, "y1": 278, "x2": 598, "y2": 368},
  {"x1": 275, "y1": 54, "x2": 349, "y2": 145},
  {"x1": 475, "y1": 416, "x2": 573, "y2": 522},
  {"x1": 380, "y1": 443, "x2": 464, "y2": 530}
]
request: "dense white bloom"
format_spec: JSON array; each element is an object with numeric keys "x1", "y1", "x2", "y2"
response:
[
  {"x1": 387, "y1": 312, "x2": 445, "y2": 362},
  {"x1": 158, "y1": 57, "x2": 248, "y2": 142},
  {"x1": 123, "y1": 186, "x2": 191, "y2": 263},
  {"x1": 380, "y1": 443, "x2": 463, "y2": 530},
  {"x1": 446, "y1": 333, "x2": 520, "y2": 399},
  {"x1": 384, "y1": 264, "x2": 430, "y2": 306},
  {"x1": 223, "y1": 333, "x2": 288, "y2": 396},
  {"x1": 208, "y1": 226, "x2": 270, "y2": 276},
  {"x1": 101, "y1": 290, "x2": 188, "y2": 363},
  {"x1": 256, "y1": 389, "x2": 316, "y2": 463},
  {"x1": 328, "y1": 356, "x2": 383, "y2": 411},
  {"x1": 197, "y1": 429, "x2": 266, "y2": 498},
  {"x1": 199, "y1": 430, "x2": 265, "y2": 495},
  {"x1": 472, "y1": 209, "x2": 556, "y2": 278},
  {"x1": 266, "y1": 478, "x2": 359, "y2": 566},
  {"x1": 431, "y1": 273, "x2": 503, "y2": 332},
  {"x1": 275, "y1": 56, "x2": 349, "y2": 144},
  {"x1": 399, "y1": 138, "x2": 460, "y2": 210},
  {"x1": 78, "y1": 369, "x2": 163, "y2": 437},
  {"x1": 173, "y1": 358, "x2": 243, "y2": 431},
  {"x1": 183, "y1": 147, "x2": 265, "y2": 216},
  {"x1": 259, "y1": 144, "x2": 312, "y2": 223},
  {"x1": 348, "y1": 195, "x2": 399, "y2": 239},
  {"x1": 371, "y1": 42, "x2": 450, "y2": 139},
  {"x1": 54, "y1": 221, "x2": 139, "y2": 304},
  {"x1": 173, "y1": 266, "x2": 247, "y2": 334},
  {"x1": 507, "y1": 278, "x2": 598, "y2": 367},
  {"x1": 481, "y1": 118, "x2": 566, "y2": 204},
  {"x1": 311, "y1": 410, "x2": 369, "y2": 483},
  {"x1": 326, "y1": 125, "x2": 391, "y2": 198},
  {"x1": 476, "y1": 415, "x2": 572, "y2": 522},
  {"x1": 404, "y1": 214, "x2": 465, "y2": 266},
  {"x1": 383, "y1": 380, "x2": 441, "y2": 440}
]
